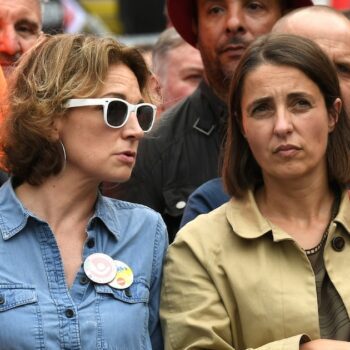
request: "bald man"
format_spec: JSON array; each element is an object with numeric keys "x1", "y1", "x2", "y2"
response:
[{"x1": 273, "y1": 5, "x2": 350, "y2": 115}]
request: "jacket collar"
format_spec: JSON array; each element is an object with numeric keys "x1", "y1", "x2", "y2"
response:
[
  {"x1": 91, "y1": 194, "x2": 120, "y2": 239},
  {"x1": 0, "y1": 179, "x2": 120, "y2": 241},
  {"x1": 333, "y1": 190, "x2": 350, "y2": 235},
  {"x1": 225, "y1": 189, "x2": 350, "y2": 242},
  {"x1": 198, "y1": 80, "x2": 227, "y2": 122},
  {"x1": 225, "y1": 190, "x2": 274, "y2": 240}
]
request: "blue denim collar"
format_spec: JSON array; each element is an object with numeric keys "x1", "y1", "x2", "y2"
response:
[{"x1": 0, "y1": 179, "x2": 120, "y2": 241}]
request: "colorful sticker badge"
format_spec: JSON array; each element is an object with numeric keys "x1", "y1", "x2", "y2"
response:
[
  {"x1": 83, "y1": 253, "x2": 116, "y2": 284},
  {"x1": 108, "y1": 260, "x2": 134, "y2": 289}
]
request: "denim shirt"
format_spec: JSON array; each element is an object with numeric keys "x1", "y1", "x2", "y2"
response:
[{"x1": 0, "y1": 180, "x2": 168, "y2": 350}]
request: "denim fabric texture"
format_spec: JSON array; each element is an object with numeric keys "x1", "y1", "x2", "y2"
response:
[{"x1": 0, "y1": 180, "x2": 168, "y2": 350}]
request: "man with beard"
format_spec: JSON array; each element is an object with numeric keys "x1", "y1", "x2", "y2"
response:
[
  {"x1": 0, "y1": 0, "x2": 42, "y2": 185},
  {"x1": 104, "y1": 0, "x2": 312, "y2": 242}
]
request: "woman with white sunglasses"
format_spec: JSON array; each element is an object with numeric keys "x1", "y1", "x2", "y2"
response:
[{"x1": 0, "y1": 33, "x2": 167, "y2": 349}]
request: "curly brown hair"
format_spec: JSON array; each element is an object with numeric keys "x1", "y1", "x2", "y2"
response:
[{"x1": 1, "y1": 33, "x2": 152, "y2": 185}]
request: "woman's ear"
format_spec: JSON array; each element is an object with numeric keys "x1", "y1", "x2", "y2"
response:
[
  {"x1": 328, "y1": 97, "x2": 341, "y2": 132},
  {"x1": 50, "y1": 117, "x2": 62, "y2": 141}
]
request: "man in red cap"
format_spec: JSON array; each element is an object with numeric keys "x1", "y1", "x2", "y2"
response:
[{"x1": 105, "y1": 0, "x2": 313, "y2": 242}]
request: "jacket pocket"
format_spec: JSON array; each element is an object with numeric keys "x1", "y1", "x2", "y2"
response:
[
  {"x1": 0, "y1": 284, "x2": 37, "y2": 311},
  {"x1": 94, "y1": 279, "x2": 149, "y2": 303}
]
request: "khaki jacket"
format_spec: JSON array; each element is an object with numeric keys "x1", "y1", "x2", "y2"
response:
[{"x1": 160, "y1": 190, "x2": 350, "y2": 349}]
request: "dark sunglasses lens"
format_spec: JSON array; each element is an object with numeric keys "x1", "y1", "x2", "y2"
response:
[
  {"x1": 107, "y1": 100, "x2": 128, "y2": 127},
  {"x1": 137, "y1": 105, "x2": 154, "y2": 131}
]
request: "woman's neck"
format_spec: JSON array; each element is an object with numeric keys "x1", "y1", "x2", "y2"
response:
[
  {"x1": 255, "y1": 174, "x2": 336, "y2": 249},
  {"x1": 15, "y1": 171, "x2": 98, "y2": 232}
]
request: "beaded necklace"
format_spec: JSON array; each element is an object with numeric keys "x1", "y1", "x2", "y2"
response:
[{"x1": 304, "y1": 190, "x2": 340, "y2": 256}]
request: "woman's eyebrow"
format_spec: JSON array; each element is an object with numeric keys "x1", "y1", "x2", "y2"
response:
[
  {"x1": 99, "y1": 93, "x2": 145, "y2": 104},
  {"x1": 100, "y1": 93, "x2": 126, "y2": 99},
  {"x1": 247, "y1": 96, "x2": 271, "y2": 111}
]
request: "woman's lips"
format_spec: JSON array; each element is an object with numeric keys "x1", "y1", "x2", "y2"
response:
[
  {"x1": 115, "y1": 151, "x2": 136, "y2": 165},
  {"x1": 273, "y1": 144, "x2": 302, "y2": 157}
]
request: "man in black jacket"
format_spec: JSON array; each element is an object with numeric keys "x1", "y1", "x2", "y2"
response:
[{"x1": 104, "y1": 0, "x2": 313, "y2": 242}]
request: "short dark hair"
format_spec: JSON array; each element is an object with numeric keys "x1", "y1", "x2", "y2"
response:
[
  {"x1": 223, "y1": 33, "x2": 350, "y2": 198},
  {"x1": 2, "y1": 33, "x2": 152, "y2": 185}
]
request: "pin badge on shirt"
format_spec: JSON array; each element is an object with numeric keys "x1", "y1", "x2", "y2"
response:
[
  {"x1": 83, "y1": 253, "x2": 116, "y2": 284},
  {"x1": 108, "y1": 260, "x2": 134, "y2": 289}
]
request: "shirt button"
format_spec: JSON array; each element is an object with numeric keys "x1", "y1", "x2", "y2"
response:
[
  {"x1": 80, "y1": 276, "x2": 89, "y2": 285},
  {"x1": 65, "y1": 308, "x2": 75, "y2": 318},
  {"x1": 331, "y1": 236, "x2": 345, "y2": 252},
  {"x1": 87, "y1": 238, "x2": 95, "y2": 248},
  {"x1": 124, "y1": 288, "x2": 132, "y2": 298}
]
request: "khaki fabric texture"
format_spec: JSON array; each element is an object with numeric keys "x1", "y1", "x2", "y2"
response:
[{"x1": 160, "y1": 190, "x2": 350, "y2": 350}]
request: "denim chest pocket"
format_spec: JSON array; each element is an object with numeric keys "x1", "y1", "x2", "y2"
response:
[
  {"x1": 94, "y1": 280, "x2": 151, "y2": 349},
  {"x1": 0, "y1": 284, "x2": 44, "y2": 349},
  {"x1": 0, "y1": 284, "x2": 37, "y2": 311}
]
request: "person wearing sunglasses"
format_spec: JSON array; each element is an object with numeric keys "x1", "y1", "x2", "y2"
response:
[{"x1": 0, "y1": 33, "x2": 167, "y2": 349}]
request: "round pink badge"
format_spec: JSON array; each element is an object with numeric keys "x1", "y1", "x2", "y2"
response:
[{"x1": 83, "y1": 253, "x2": 116, "y2": 284}]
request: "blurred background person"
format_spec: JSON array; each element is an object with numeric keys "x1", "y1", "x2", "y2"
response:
[
  {"x1": 152, "y1": 27, "x2": 204, "y2": 114},
  {"x1": 0, "y1": 0, "x2": 42, "y2": 77},
  {"x1": 0, "y1": 33, "x2": 167, "y2": 349},
  {"x1": 161, "y1": 33, "x2": 350, "y2": 349},
  {"x1": 273, "y1": 5, "x2": 350, "y2": 116},
  {"x1": 0, "y1": 0, "x2": 43, "y2": 185}
]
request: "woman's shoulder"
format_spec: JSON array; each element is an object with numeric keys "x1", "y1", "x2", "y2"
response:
[
  {"x1": 174, "y1": 193, "x2": 261, "y2": 251},
  {"x1": 175, "y1": 202, "x2": 233, "y2": 247},
  {"x1": 102, "y1": 195, "x2": 162, "y2": 219},
  {"x1": 99, "y1": 195, "x2": 167, "y2": 240}
]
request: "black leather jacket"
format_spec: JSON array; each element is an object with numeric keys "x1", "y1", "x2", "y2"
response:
[{"x1": 103, "y1": 81, "x2": 228, "y2": 242}]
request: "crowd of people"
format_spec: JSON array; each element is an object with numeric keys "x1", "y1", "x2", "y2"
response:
[{"x1": 0, "y1": 0, "x2": 350, "y2": 349}]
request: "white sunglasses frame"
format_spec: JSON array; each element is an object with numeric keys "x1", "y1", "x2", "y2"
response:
[{"x1": 65, "y1": 98, "x2": 156, "y2": 132}]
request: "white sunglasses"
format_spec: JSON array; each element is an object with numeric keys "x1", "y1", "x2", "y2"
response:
[{"x1": 65, "y1": 98, "x2": 157, "y2": 132}]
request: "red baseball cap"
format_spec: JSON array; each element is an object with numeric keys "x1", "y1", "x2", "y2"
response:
[{"x1": 167, "y1": 0, "x2": 314, "y2": 47}]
